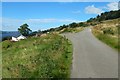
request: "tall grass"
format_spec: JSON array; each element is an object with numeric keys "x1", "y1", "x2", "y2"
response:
[
  {"x1": 92, "y1": 27, "x2": 119, "y2": 51},
  {"x1": 2, "y1": 33, "x2": 72, "y2": 78},
  {"x1": 92, "y1": 18, "x2": 119, "y2": 51}
]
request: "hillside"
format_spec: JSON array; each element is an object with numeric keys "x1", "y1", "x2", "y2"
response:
[
  {"x1": 87, "y1": 10, "x2": 120, "y2": 22},
  {"x1": 2, "y1": 33, "x2": 72, "y2": 78},
  {"x1": 92, "y1": 18, "x2": 120, "y2": 51},
  {"x1": 38, "y1": 10, "x2": 120, "y2": 35}
]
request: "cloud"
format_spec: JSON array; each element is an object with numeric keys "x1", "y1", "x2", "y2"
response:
[
  {"x1": 26, "y1": 19, "x2": 57, "y2": 23},
  {"x1": 85, "y1": 5, "x2": 103, "y2": 14},
  {"x1": 2, "y1": 25, "x2": 17, "y2": 31},
  {"x1": 2, "y1": 18, "x2": 81, "y2": 31},
  {"x1": 2, "y1": 18, "x2": 24, "y2": 31},
  {"x1": 85, "y1": 2, "x2": 119, "y2": 15},
  {"x1": 26, "y1": 18, "x2": 81, "y2": 23},
  {"x1": 107, "y1": 2, "x2": 118, "y2": 11},
  {"x1": 2, "y1": 18, "x2": 24, "y2": 25},
  {"x1": 2, "y1": 18, "x2": 80, "y2": 25}
]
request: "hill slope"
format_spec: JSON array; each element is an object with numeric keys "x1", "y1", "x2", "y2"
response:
[
  {"x1": 92, "y1": 18, "x2": 120, "y2": 51},
  {"x1": 2, "y1": 33, "x2": 72, "y2": 78}
]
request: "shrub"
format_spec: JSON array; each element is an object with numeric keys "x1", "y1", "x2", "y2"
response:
[
  {"x1": 103, "y1": 28, "x2": 114, "y2": 35},
  {"x1": 117, "y1": 25, "x2": 120, "y2": 35},
  {"x1": 2, "y1": 40, "x2": 12, "y2": 49}
]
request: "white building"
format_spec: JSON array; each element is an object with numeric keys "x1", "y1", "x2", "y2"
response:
[
  {"x1": 11, "y1": 37, "x2": 18, "y2": 42},
  {"x1": 11, "y1": 35, "x2": 26, "y2": 42},
  {"x1": 17, "y1": 35, "x2": 26, "y2": 40}
]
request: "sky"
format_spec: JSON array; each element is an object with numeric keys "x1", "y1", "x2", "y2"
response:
[
  {"x1": 1, "y1": 0, "x2": 120, "y2": 2},
  {"x1": 1, "y1": 2, "x2": 119, "y2": 31}
]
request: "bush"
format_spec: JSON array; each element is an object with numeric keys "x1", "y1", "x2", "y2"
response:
[
  {"x1": 29, "y1": 31, "x2": 38, "y2": 36},
  {"x1": 103, "y1": 28, "x2": 114, "y2": 35},
  {"x1": 2, "y1": 40, "x2": 12, "y2": 49},
  {"x1": 117, "y1": 25, "x2": 120, "y2": 35}
]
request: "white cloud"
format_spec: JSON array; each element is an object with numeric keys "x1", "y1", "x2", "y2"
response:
[
  {"x1": 85, "y1": 2, "x2": 119, "y2": 15},
  {"x1": 2, "y1": 18, "x2": 24, "y2": 31},
  {"x1": 24, "y1": 18, "x2": 81, "y2": 23},
  {"x1": 107, "y1": 2, "x2": 118, "y2": 11},
  {"x1": 2, "y1": 18, "x2": 81, "y2": 31},
  {"x1": 2, "y1": 18, "x2": 24, "y2": 25},
  {"x1": 26, "y1": 19, "x2": 57, "y2": 23},
  {"x1": 85, "y1": 5, "x2": 103, "y2": 14},
  {"x1": 2, "y1": 18, "x2": 80, "y2": 24}
]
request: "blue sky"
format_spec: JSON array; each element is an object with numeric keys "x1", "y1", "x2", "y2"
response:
[
  {"x1": 1, "y1": 0, "x2": 119, "y2": 2},
  {"x1": 2, "y1": 2, "x2": 119, "y2": 31}
]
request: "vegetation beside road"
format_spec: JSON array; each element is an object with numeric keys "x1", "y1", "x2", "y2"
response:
[
  {"x1": 42, "y1": 22, "x2": 87, "y2": 34},
  {"x1": 92, "y1": 18, "x2": 120, "y2": 51},
  {"x1": 2, "y1": 33, "x2": 72, "y2": 78},
  {"x1": 58, "y1": 27, "x2": 84, "y2": 33}
]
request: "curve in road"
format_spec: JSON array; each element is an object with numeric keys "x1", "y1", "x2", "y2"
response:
[{"x1": 63, "y1": 28, "x2": 118, "y2": 78}]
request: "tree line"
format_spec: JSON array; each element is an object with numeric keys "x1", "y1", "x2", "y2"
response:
[{"x1": 87, "y1": 10, "x2": 120, "y2": 22}]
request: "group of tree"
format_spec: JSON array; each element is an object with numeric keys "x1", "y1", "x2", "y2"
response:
[
  {"x1": 41, "y1": 22, "x2": 89, "y2": 33},
  {"x1": 87, "y1": 10, "x2": 120, "y2": 22}
]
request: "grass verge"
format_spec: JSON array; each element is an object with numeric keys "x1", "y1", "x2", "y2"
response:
[
  {"x1": 60, "y1": 27, "x2": 84, "y2": 33},
  {"x1": 2, "y1": 33, "x2": 72, "y2": 78},
  {"x1": 92, "y1": 29, "x2": 119, "y2": 51}
]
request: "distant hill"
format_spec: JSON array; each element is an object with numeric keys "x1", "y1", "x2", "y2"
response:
[
  {"x1": 36, "y1": 10, "x2": 120, "y2": 34},
  {"x1": 87, "y1": 10, "x2": 120, "y2": 22},
  {"x1": 1, "y1": 31, "x2": 21, "y2": 41}
]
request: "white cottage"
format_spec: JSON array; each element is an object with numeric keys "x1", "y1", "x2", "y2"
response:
[
  {"x1": 11, "y1": 37, "x2": 18, "y2": 41},
  {"x1": 11, "y1": 35, "x2": 26, "y2": 42},
  {"x1": 17, "y1": 35, "x2": 26, "y2": 40}
]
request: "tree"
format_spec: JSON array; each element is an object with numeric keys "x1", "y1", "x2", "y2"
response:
[
  {"x1": 87, "y1": 18, "x2": 95, "y2": 22},
  {"x1": 38, "y1": 29, "x2": 42, "y2": 33},
  {"x1": 49, "y1": 28, "x2": 55, "y2": 32},
  {"x1": 119, "y1": 1, "x2": 120, "y2": 10},
  {"x1": 79, "y1": 22, "x2": 84, "y2": 26},
  {"x1": 18, "y1": 23, "x2": 32, "y2": 36},
  {"x1": 97, "y1": 15, "x2": 100, "y2": 18},
  {"x1": 69, "y1": 22, "x2": 78, "y2": 28}
]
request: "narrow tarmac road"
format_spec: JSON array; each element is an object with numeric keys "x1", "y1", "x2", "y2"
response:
[{"x1": 62, "y1": 28, "x2": 118, "y2": 78}]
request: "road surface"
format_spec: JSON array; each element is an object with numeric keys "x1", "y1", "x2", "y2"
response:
[{"x1": 62, "y1": 28, "x2": 118, "y2": 78}]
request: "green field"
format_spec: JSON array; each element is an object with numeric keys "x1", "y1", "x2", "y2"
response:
[{"x1": 2, "y1": 33, "x2": 72, "y2": 78}]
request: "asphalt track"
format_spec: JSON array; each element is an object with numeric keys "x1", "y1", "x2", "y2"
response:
[{"x1": 62, "y1": 28, "x2": 118, "y2": 78}]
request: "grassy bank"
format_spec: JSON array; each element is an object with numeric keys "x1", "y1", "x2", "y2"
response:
[
  {"x1": 2, "y1": 33, "x2": 72, "y2": 78},
  {"x1": 59, "y1": 27, "x2": 84, "y2": 33},
  {"x1": 92, "y1": 31, "x2": 119, "y2": 51},
  {"x1": 92, "y1": 18, "x2": 120, "y2": 51}
]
